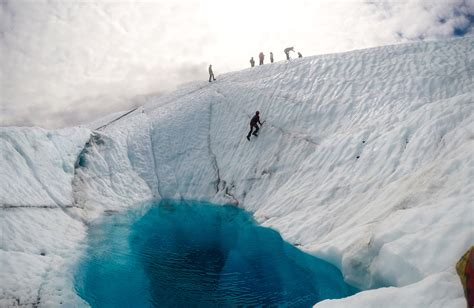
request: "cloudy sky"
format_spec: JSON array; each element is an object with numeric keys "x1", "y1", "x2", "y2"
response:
[{"x1": 1, "y1": 0, "x2": 473, "y2": 128}]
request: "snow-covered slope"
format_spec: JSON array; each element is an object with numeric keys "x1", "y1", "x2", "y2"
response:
[{"x1": 1, "y1": 37, "x2": 473, "y2": 307}]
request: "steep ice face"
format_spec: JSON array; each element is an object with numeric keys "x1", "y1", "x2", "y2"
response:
[
  {"x1": 0, "y1": 127, "x2": 91, "y2": 306},
  {"x1": 0, "y1": 127, "x2": 90, "y2": 207},
  {"x1": 1, "y1": 37, "x2": 473, "y2": 307}
]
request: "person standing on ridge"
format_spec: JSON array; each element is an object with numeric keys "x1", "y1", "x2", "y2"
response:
[
  {"x1": 208, "y1": 65, "x2": 216, "y2": 82},
  {"x1": 250, "y1": 57, "x2": 255, "y2": 67},
  {"x1": 270, "y1": 52, "x2": 274, "y2": 63},
  {"x1": 246, "y1": 111, "x2": 263, "y2": 141},
  {"x1": 284, "y1": 47, "x2": 294, "y2": 60},
  {"x1": 259, "y1": 52, "x2": 265, "y2": 65},
  {"x1": 298, "y1": 52, "x2": 303, "y2": 58}
]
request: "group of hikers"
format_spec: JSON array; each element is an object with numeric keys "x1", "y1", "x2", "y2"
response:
[
  {"x1": 207, "y1": 47, "x2": 303, "y2": 140},
  {"x1": 250, "y1": 47, "x2": 303, "y2": 67},
  {"x1": 250, "y1": 52, "x2": 273, "y2": 67},
  {"x1": 208, "y1": 46, "x2": 303, "y2": 81}
]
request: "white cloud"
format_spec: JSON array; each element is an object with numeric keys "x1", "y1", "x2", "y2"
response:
[{"x1": 1, "y1": 0, "x2": 472, "y2": 128}]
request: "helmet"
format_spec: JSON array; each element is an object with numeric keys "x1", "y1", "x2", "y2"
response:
[{"x1": 256, "y1": 111, "x2": 260, "y2": 114}]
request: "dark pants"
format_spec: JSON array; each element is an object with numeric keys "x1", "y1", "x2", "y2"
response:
[
  {"x1": 285, "y1": 52, "x2": 290, "y2": 60},
  {"x1": 247, "y1": 124, "x2": 259, "y2": 138},
  {"x1": 209, "y1": 73, "x2": 215, "y2": 82},
  {"x1": 259, "y1": 59, "x2": 264, "y2": 65}
]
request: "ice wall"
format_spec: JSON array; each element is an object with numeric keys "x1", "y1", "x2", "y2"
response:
[
  {"x1": 1, "y1": 37, "x2": 473, "y2": 307},
  {"x1": 0, "y1": 127, "x2": 91, "y2": 306}
]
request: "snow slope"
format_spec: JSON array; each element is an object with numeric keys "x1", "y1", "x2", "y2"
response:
[{"x1": 1, "y1": 37, "x2": 473, "y2": 307}]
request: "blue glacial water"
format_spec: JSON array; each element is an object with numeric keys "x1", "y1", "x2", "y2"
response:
[{"x1": 75, "y1": 200, "x2": 358, "y2": 307}]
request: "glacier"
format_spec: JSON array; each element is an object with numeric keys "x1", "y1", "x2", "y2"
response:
[{"x1": 1, "y1": 36, "x2": 473, "y2": 307}]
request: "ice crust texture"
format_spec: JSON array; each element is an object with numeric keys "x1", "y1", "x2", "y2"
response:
[{"x1": 1, "y1": 37, "x2": 473, "y2": 307}]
